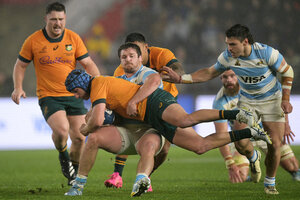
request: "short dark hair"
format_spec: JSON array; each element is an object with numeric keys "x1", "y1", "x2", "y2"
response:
[
  {"x1": 46, "y1": 2, "x2": 66, "y2": 14},
  {"x1": 125, "y1": 32, "x2": 146, "y2": 43},
  {"x1": 118, "y1": 43, "x2": 142, "y2": 58},
  {"x1": 225, "y1": 24, "x2": 254, "y2": 44}
]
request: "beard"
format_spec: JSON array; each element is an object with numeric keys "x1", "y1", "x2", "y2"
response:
[
  {"x1": 123, "y1": 64, "x2": 136, "y2": 74},
  {"x1": 224, "y1": 82, "x2": 239, "y2": 96}
]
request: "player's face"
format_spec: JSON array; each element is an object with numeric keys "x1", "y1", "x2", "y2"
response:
[
  {"x1": 120, "y1": 47, "x2": 143, "y2": 74},
  {"x1": 220, "y1": 70, "x2": 239, "y2": 92},
  {"x1": 45, "y1": 11, "x2": 66, "y2": 39},
  {"x1": 225, "y1": 37, "x2": 247, "y2": 58},
  {"x1": 72, "y1": 88, "x2": 89, "y2": 100},
  {"x1": 133, "y1": 42, "x2": 148, "y2": 65}
]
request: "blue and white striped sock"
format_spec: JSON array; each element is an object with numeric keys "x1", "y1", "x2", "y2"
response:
[
  {"x1": 135, "y1": 173, "x2": 147, "y2": 183},
  {"x1": 264, "y1": 176, "x2": 276, "y2": 187},
  {"x1": 74, "y1": 174, "x2": 87, "y2": 188},
  {"x1": 249, "y1": 150, "x2": 258, "y2": 163}
]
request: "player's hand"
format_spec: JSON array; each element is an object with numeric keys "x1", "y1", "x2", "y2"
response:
[
  {"x1": 283, "y1": 121, "x2": 295, "y2": 144},
  {"x1": 127, "y1": 101, "x2": 138, "y2": 117},
  {"x1": 79, "y1": 123, "x2": 89, "y2": 136},
  {"x1": 11, "y1": 88, "x2": 26, "y2": 105},
  {"x1": 85, "y1": 109, "x2": 92, "y2": 122},
  {"x1": 160, "y1": 66, "x2": 181, "y2": 83},
  {"x1": 281, "y1": 100, "x2": 293, "y2": 114},
  {"x1": 228, "y1": 164, "x2": 244, "y2": 183}
]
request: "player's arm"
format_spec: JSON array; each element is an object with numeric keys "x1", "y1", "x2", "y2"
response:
[
  {"x1": 214, "y1": 121, "x2": 244, "y2": 183},
  {"x1": 168, "y1": 61, "x2": 185, "y2": 75},
  {"x1": 11, "y1": 58, "x2": 30, "y2": 104},
  {"x1": 283, "y1": 114, "x2": 295, "y2": 144},
  {"x1": 127, "y1": 73, "x2": 161, "y2": 116},
  {"x1": 80, "y1": 102, "x2": 105, "y2": 136},
  {"x1": 79, "y1": 56, "x2": 101, "y2": 77},
  {"x1": 161, "y1": 65, "x2": 221, "y2": 84},
  {"x1": 277, "y1": 59, "x2": 294, "y2": 114}
]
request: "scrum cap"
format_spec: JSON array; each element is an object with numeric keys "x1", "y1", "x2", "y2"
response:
[{"x1": 65, "y1": 69, "x2": 91, "y2": 92}]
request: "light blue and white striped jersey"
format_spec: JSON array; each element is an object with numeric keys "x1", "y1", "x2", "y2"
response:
[
  {"x1": 117, "y1": 65, "x2": 163, "y2": 89},
  {"x1": 212, "y1": 87, "x2": 239, "y2": 126},
  {"x1": 214, "y1": 42, "x2": 283, "y2": 101}
]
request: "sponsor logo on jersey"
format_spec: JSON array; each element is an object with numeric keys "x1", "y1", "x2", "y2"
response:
[
  {"x1": 235, "y1": 60, "x2": 241, "y2": 66},
  {"x1": 44, "y1": 106, "x2": 48, "y2": 116},
  {"x1": 256, "y1": 60, "x2": 264, "y2": 65},
  {"x1": 39, "y1": 56, "x2": 72, "y2": 64},
  {"x1": 240, "y1": 75, "x2": 266, "y2": 83},
  {"x1": 65, "y1": 44, "x2": 72, "y2": 51},
  {"x1": 159, "y1": 102, "x2": 163, "y2": 108}
]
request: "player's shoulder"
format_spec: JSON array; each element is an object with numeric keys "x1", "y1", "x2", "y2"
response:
[
  {"x1": 252, "y1": 42, "x2": 275, "y2": 59},
  {"x1": 214, "y1": 87, "x2": 226, "y2": 102},
  {"x1": 26, "y1": 29, "x2": 44, "y2": 40},
  {"x1": 140, "y1": 65, "x2": 157, "y2": 73},
  {"x1": 149, "y1": 46, "x2": 173, "y2": 55}
]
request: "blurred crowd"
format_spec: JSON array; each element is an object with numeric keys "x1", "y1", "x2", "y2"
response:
[
  {"x1": 85, "y1": 0, "x2": 300, "y2": 94},
  {"x1": 1, "y1": 0, "x2": 300, "y2": 96}
]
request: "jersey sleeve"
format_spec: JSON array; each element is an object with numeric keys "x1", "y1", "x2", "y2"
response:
[
  {"x1": 161, "y1": 49, "x2": 177, "y2": 66},
  {"x1": 155, "y1": 48, "x2": 177, "y2": 71},
  {"x1": 265, "y1": 45, "x2": 284, "y2": 72},
  {"x1": 74, "y1": 32, "x2": 89, "y2": 60},
  {"x1": 113, "y1": 65, "x2": 124, "y2": 77},
  {"x1": 90, "y1": 78, "x2": 107, "y2": 106},
  {"x1": 214, "y1": 52, "x2": 228, "y2": 72},
  {"x1": 18, "y1": 35, "x2": 33, "y2": 62}
]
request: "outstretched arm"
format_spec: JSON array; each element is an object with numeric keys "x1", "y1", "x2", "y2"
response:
[
  {"x1": 11, "y1": 59, "x2": 29, "y2": 105},
  {"x1": 161, "y1": 65, "x2": 221, "y2": 83},
  {"x1": 168, "y1": 61, "x2": 185, "y2": 75},
  {"x1": 214, "y1": 121, "x2": 244, "y2": 183}
]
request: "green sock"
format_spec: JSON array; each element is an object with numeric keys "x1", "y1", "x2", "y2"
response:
[
  {"x1": 229, "y1": 128, "x2": 252, "y2": 142},
  {"x1": 114, "y1": 156, "x2": 127, "y2": 176},
  {"x1": 58, "y1": 144, "x2": 70, "y2": 160},
  {"x1": 219, "y1": 110, "x2": 239, "y2": 120}
]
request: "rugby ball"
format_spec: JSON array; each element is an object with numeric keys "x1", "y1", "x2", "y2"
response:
[{"x1": 103, "y1": 109, "x2": 115, "y2": 125}]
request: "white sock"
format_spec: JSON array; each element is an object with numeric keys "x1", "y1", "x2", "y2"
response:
[{"x1": 264, "y1": 176, "x2": 275, "y2": 187}]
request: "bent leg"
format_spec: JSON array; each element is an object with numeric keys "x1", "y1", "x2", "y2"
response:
[
  {"x1": 47, "y1": 110, "x2": 70, "y2": 151},
  {"x1": 263, "y1": 121, "x2": 284, "y2": 178},
  {"x1": 162, "y1": 104, "x2": 221, "y2": 128},
  {"x1": 172, "y1": 127, "x2": 232, "y2": 155},
  {"x1": 152, "y1": 140, "x2": 171, "y2": 175},
  {"x1": 279, "y1": 144, "x2": 299, "y2": 173},
  {"x1": 233, "y1": 121, "x2": 255, "y2": 159},
  {"x1": 68, "y1": 114, "x2": 86, "y2": 166},
  {"x1": 136, "y1": 133, "x2": 161, "y2": 176},
  {"x1": 78, "y1": 126, "x2": 122, "y2": 176}
]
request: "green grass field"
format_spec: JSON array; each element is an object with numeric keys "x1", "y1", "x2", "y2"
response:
[{"x1": 0, "y1": 146, "x2": 300, "y2": 200}]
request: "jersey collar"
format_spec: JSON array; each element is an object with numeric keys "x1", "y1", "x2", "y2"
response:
[{"x1": 42, "y1": 28, "x2": 65, "y2": 43}]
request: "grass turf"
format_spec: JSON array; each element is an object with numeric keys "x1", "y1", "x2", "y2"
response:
[{"x1": 0, "y1": 146, "x2": 300, "y2": 200}]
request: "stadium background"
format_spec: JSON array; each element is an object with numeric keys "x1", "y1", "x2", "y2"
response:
[{"x1": 1, "y1": 0, "x2": 300, "y2": 149}]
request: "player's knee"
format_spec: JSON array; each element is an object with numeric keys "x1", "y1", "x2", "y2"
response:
[
  {"x1": 86, "y1": 133, "x2": 99, "y2": 148},
  {"x1": 137, "y1": 141, "x2": 159, "y2": 156},
  {"x1": 52, "y1": 125, "x2": 69, "y2": 139},
  {"x1": 194, "y1": 143, "x2": 209, "y2": 155}
]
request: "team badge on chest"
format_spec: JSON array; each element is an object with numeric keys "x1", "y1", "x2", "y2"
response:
[{"x1": 65, "y1": 44, "x2": 72, "y2": 51}]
